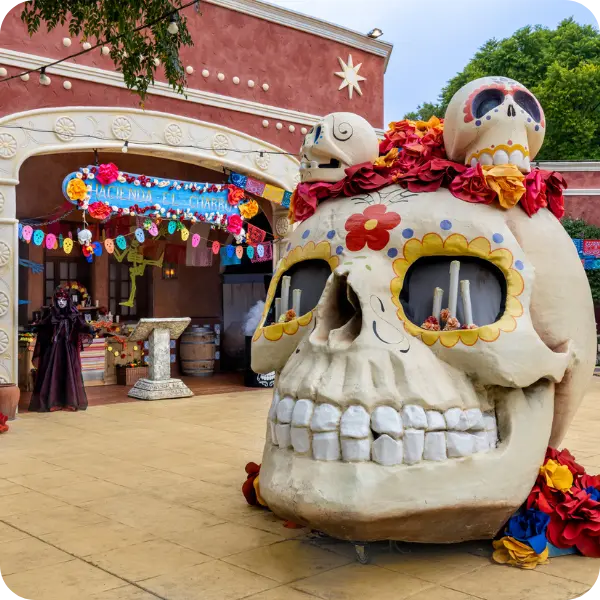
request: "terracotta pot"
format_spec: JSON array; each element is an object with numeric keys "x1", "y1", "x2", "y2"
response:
[{"x1": 0, "y1": 383, "x2": 20, "y2": 420}]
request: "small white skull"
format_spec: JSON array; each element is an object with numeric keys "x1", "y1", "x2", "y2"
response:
[
  {"x1": 77, "y1": 228, "x2": 92, "y2": 246},
  {"x1": 443, "y1": 76, "x2": 545, "y2": 173},
  {"x1": 299, "y1": 112, "x2": 379, "y2": 183}
]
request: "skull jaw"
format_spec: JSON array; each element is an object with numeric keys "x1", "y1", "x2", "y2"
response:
[{"x1": 259, "y1": 381, "x2": 553, "y2": 543}]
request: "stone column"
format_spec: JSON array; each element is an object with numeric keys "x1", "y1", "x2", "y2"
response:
[
  {"x1": 148, "y1": 328, "x2": 171, "y2": 381},
  {"x1": 0, "y1": 183, "x2": 18, "y2": 385}
]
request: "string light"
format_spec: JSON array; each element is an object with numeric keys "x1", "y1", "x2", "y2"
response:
[
  {"x1": 167, "y1": 15, "x2": 179, "y2": 35},
  {"x1": 0, "y1": 124, "x2": 301, "y2": 157},
  {"x1": 122, "y1": 141, "x2": 129, "y2": 153},
  {"x1": 39, "y1": 68, "x2": 51, "y2": 86}
]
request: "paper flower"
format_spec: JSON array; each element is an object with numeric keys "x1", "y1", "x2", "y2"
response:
[
  {"x1": 504, "y1": 508, "x2": 550, "y2": 554},
  {"x1": 242, "y1": 462, "x2": 266, "y2": 507},
  {"x1": 228, "y1": 187, "x2": 245, "y2": 206},
  {"x1": 66, "y1": 178, "x2": 88, "y2": 201},
  {"x1": 546, "y1": 448, "x2": 586, "y2": 477},
  {"x1": 492, "y1": 537, "x2": 549, "y2": 569},
  {"x1": 540, "y1": 459, "x2": 574, "y2": 492},
  {"x1": 449, "y1": 163, "x2": 497, "y2": 205},
  {"x1": 239, "y1": 200, "x2": 259, "y2": 220},
  {"x1": 345, "y1": 204, "x2": 401, "y2": 252},
  {"x1": 443, "y1": 316, "x2": 461, "y2": 331},
  {"x1": 227, "y1": 214, "x2": 243, "y2": 235},
  {"x1": 88, "y1": 202, "x2": 112, "y2": 220},
  {"x1": 96, "y1": 163, "x2": 119, "y2": 185},
  {"x1": 482, "y1": 164, "x2": 526, "y2": 209}
]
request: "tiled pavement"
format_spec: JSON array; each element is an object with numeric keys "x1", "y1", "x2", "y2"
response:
[{"x1": 0, "y1": 382, "x2": 599, "y2": 600}]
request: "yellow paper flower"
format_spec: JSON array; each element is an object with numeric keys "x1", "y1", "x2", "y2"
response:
[
  {"x1": 492, "y1": 537, "x2": 549, "y2": 569},
  {"x1": 391, "y1": 233, "x2": 524, "y2": 348},
  {"x1": 539, "y1": 459, "x2": 574, "y2": 491},
  {"x1": 253, "y1": 474, "x2": 267, "y2": 507},
  {"x1": 374, "y1": 147, "x2": 399, "y2": 168},
  {"x1": 66, "y1": 178, "x2": 88, "y2": 202},
  {"x1": 482, "y1": 165, "x2": 526, "y2": 209},
  {"x1": 414, "y1": 115, "x2": 444, "y2": 136},
  {"x1": 239, "y1": 200, "x2": 259, "y2": 220}
]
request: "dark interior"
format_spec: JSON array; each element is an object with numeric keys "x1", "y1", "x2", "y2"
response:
[
  {"x1": 264, "y1": 259, "x2": 332, "y2": 325},
  {"x1": 399, "y1": 256, "x2": 507, "y2": 327}
]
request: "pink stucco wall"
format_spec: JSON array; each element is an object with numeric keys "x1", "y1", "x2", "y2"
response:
[{"x1": 0, "y1": 1, "x2": 386, "y2": 150}]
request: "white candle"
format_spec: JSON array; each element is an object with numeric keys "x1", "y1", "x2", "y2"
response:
[
  {"x1": 460, "y1": 280, "x2": 473, "y2": 326},
  {"x1": 115, "y1": 315, "x2": 120, "y2": 323},
  {"x1": 275, "y1": 298, "x2": 282, "y2": 323},
  {"x1": 95, "y1": 300, "x2": 99, "y2": 307},
  {"x1": 432, "y1": 287, "x2": 444, "y2": 323},
  {"x1": 448, "y1": 261, "x2": 461, "y2": 318},
  {"x1": 281, "y1": 276, "x2": 291, "y2": 313},
  {"x1": 292, "y1": 289, "x2": 302, "y2": 316}
]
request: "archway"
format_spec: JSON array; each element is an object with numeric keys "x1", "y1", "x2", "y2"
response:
[{"x1": 0, "y1": 106, "x2": 298, "y2": 384}]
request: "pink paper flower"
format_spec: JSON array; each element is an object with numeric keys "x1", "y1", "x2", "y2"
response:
[{"x1": 96, "y1": 163, "x2": 119, "y2": 186}]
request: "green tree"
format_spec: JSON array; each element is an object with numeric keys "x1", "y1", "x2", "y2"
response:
[
  {"x1": 405, "y1": 19, "x2": 600, "y2": 160},
  {"x1": 21, "y1": 0, "x2": 195, "y2": 100},
  {"x1": 562, "y1": 217, "x2": 600, "y2": 303}
]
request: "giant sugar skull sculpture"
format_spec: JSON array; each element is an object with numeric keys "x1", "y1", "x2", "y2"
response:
[{"x1": 252, "y1": 78, "x2": 595, "y2": 543}]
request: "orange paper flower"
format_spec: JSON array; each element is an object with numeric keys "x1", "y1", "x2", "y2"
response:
[
  {"x1": 239, "y1": 200, "x2": 259, "y2": 220},
  {"x1": 66, "y1": 178, "x2": 88, "y2": 202},
  {"x1": 482, "y1": 164, "x2": 526, "y2": 209}
]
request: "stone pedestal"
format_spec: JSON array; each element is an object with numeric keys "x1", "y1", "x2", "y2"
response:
[{"x1": 127, "y1": 318, "x2": 193, "y2": 400}]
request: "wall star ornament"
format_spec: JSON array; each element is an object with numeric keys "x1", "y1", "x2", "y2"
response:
[{"x1": 334, "y1": 55, "x2": 366, "y2": 99}]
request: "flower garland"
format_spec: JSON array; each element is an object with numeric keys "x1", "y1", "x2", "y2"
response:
[
  {"x1": 493, "y1": 447, "x2": 600, "y2": 568},
  {"x1": 68, "y1": 164, "x2": 259, "y2": 238},
  {"x1": 61, "y1": 281, "x2": 89, "y2": 302},
  {"x1": 288, "y1": 116, "x2": 566, "y2": 224}
]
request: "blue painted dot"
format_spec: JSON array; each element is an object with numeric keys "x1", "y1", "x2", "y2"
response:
[
  {"x1": 440, "y1": 220, "x2": 452, "y2": 231},
  {"x1": 402, "y1": 228, "x2": 414, "y2": 239},
  {"x1": 286, "y1": 243, "x2": 291, "y2": 252},
  {"x1": 515, "y1": 260, "x2": 524, "y2": 271},
  {"x1": 302, "y1": 229, "x2": 310, "y2": 239},
  {"x1": 492, "y1": 233, "x2": 504, "y2": 244},
  {"x1": 527, "y1": 118, "x2": 532, "y2": 123},
  {"x1": 486, "y1": 115, "x2": 491, "y2": 120},
  {"x1": 387, "y1": 248, "x2": 398, "y2": 258},
  {"x1": 494, "y1": 109, "x2": 499, "y2": 112},
  {"x1": 535, "y1": 125, "x2": 540, "y2": 132},
  {"x1": 475, "y1": 120, "x2": 482, "y2": 127},
  {"x1": 327, "y1": 230, "x2": 336, "y2": 240},
  {"x1": 336, "y1": 245, "x2": 343, "y2": 255}
]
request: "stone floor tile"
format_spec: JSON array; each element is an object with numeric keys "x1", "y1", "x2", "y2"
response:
[
  {"x1": 0, "y1": 490, "x2": 68, "y2": 517},
  {"x1": 0, "y1": 522, "x2": 29, "y2": 544},
  {"x1": 89, "y1": 539, "x2": 211, "y2": 581},
  {"x1": 445, "y1": 563, "x2": 590, "y2": 600},
  {"x1": 0, "y1": 478, "x2": 30, "y2": 497},
  {"x1": 235, "y1": 511, "x2": 308, "y2": 539},
  {"x1": 3, "y1": 558, "x2": 125, "y2": 600},
  {"x1": 42, "y1": 520, "x2": 154, "y2": 557},
  {"x1": 141, "y1": 560, "x2": 276, "y2": 600},
  {"x1": 245, "y1": 586, "x2": 320, "y2": 599},
  {"x1": 0, "y1": 536, "x2": 72, "y2": 576},
  {"x1": 100, "y1": 467, "x2": 194, "y2": 492},
  {"x1": 190, "y1": 492, "x2": 263, "y2": 521},
  {"x1": 0, "y1": 457, "x2": 61, "y2": 478},
  {"x1": 44, "y1": 480, "x2": 128, "y2": 505},
  {"x1": 8, "y1": 468, "x2": 96, "y2": 492},
  {"x1": 167, "y1": 522, "x2": 284, "y2": 558},
  {"x1": 223, "y1": 539, "x2": 353, "y2": 584},
  {"x1": 3, "y1": 505, "x2": 108, "y2": 536},
  {"x1": 405, "y1": 586, "x2": 482, "y2": 600},
  {"x1": 536, "y1": 555, "x2": 600, "y2": 586},
  {"x1": 90, "y1": 585, "x2": 162, "y2": 599},
  {"x1": 291, "y1": 563, "x2": 434, "y2": 600}
]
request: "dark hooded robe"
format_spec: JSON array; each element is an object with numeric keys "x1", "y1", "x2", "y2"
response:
[{"x1": 29, "y1": 289, "x2": 94, "y2": 412}]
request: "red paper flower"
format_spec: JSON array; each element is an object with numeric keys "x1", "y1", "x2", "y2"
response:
[
  {"x1": 543, "y1": 171, "x2": 567, "y2": 219},
  {"x1": 96, "y1": 163, "x2": 119, "y2": 186},
  {"x1": 0, "y1": 411, "x2": 8, "y2": 433},
  {"x1": 449, "y1": 163, "x2": 497, "y2": 205},
  {"x1": 547, "y1": 487, "x2": 600, "y2": 557},
  {"x1": 340, "y1": 162, "x2": 392, "y2": 197},
  {"x1": 521, "y1": 170, "x2": 548, "y2": 217},
  {"x1": 546, "y1": 447, "x2": 586, "y2": 477},
  {"x1": 398, "y1": 158, "x2": 466, "y2": 193},
  {"x1": 345, "y1": 204, "x2": 401, "y2": 252},
  {"x1": 227, "y1": 214, "x2": 243, "y2": 235},
  {"x1": 88, "y1": 202, "x2": 112, "y2": 220},
  {"x1": 228, "y1": 187, "x2": 245, "y2": 206},
  {"x1": 242, "y1": 462, "x2": 261, "y2": 506}
]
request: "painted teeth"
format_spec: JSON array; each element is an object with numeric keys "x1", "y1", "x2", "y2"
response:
[
  {"x1": 268, "y1": 393, "x2": 499, "y2": 464},
  {"x1": 470, "y1": 148, "x2": 531, "y2": 172}
]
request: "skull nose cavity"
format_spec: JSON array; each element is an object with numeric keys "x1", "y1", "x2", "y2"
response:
[
  {"x1": 507, "y1": 104, "x2": 516, "y2": 118},
  {"x1": 313, "y1": 273, "x2": 362, "y2": 348}
]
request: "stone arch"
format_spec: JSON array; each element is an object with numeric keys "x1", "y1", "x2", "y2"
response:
[{"x1": 0, "y1": 106, "x2": 299, "y2": 384}]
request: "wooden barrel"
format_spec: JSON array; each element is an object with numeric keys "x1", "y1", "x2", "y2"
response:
[{"x1": 180, "y1": 326, "x2": 216, "y2": 377}]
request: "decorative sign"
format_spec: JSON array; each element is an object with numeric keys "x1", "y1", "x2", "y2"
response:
[
  {"x1": 583, "y1": 240, "x2": 600, "y2": 257},
  {"x1": 63, "y1": 166, "x2": 240, "y2": 217}
]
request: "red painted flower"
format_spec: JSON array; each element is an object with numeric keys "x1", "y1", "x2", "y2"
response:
[
  {"x1": 345, "y1": 204, "x2": 401, "y2": 252},
  {"x1": 227, "y1": 214, "x2": 243, "y2": 235},
  {"x1": 96, "y1": 163, "x2": 119, "y2": 186}
]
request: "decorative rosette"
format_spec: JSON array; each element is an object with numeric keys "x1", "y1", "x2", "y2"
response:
[{"x1": 289, "y1": 116, "x2": 566, "y2": 223}]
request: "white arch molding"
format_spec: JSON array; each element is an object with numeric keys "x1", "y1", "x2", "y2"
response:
[{"x1": 0, "y1": 106, "x2": 300, "y2": 385}]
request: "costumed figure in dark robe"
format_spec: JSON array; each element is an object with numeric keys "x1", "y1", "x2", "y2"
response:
[{"x1": 29, "y1": 287, "x2": 94, "y2": 412}]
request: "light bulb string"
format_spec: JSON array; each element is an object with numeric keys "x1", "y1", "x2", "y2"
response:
[
  {"x1": 0, "y1": 125, "x2": 300, "y2": 157},
  {"x1": 0, "y1": 0, "x2": 199, "y2": 85}
]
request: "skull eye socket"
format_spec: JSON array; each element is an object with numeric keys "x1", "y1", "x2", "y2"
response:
[
  {"x1": 472, "y1": 89, "x2": 505, "y2": 119},
  {"x1": 314, "y1": 125, "x2": 322, "y2": 142},
  {"x1": 264, "y1": 259, "x2": 332, "y2": 326},
  {"x1": 399, "y1": 256, "x2": 507, "y2": 328},
  {"x1": 513, "y1": 90, "x2": 541, "y2": 123}
]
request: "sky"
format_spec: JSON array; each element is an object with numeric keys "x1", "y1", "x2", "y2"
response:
[{"x1": 269, "y1": 0, "x2": 598, "y2": 123}]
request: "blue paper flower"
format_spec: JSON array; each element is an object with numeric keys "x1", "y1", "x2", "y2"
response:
[
  {"x1": 585, "y1": 486, "x2": 600, "y2": 502},
  {"x1": 505, "y1": 508, "x2": 550, "y2": 554}
]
